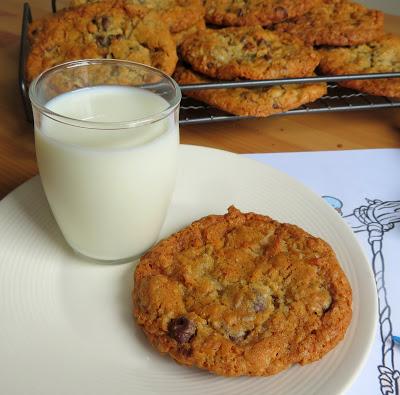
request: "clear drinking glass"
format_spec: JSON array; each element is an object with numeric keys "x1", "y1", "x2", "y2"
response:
[{"x1": 29, "y1": 59, "x2": 181, "y2": 263}]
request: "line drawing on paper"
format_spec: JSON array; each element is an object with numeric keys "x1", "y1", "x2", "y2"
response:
[{"x1": 323, "y1": 196, "x2": 400, "y2": 395}]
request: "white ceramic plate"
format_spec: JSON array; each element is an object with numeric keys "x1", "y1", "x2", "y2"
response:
[{"x1": 0, "y1": 145, "x2": 376, "y2": 395}]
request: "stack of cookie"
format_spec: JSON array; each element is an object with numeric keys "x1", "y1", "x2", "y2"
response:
[
  {"x1": 175, "y1": 26, "x2": 327, "y2": 116},
  {"x1": 274, "y1": 0, "x2": 399, "y2": 100},
  {"x1": 176, "y1": 0, "x2": 396, "y2": 115},
  {"x1": 26, "y1": 0, "x2": 204, "y2": 82},
  {"x1": 26, "y1": 0, "x2": 399, "y2": 117}
]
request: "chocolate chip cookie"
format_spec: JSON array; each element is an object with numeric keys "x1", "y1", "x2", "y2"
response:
[
  {"x1": 26, "y1": 0, "x2": 177, "y2": 82},
  {"x1": 179, "y1": 27, "x2": 320, "y2": 80},
  {"x1": 318, "y1": 34, "x2": 400, "y2": 98},
  {"x1": 69, "y1": 0, "x2": 205, "y2": 35},
  {"x1": 174, "y1": 65, "x2": 327, "y2": 116},
  {"x1": 274, "y1": 0, "x2": 384, "y2": 46},
  {"x1": 133, "y1": 206, "x2": 352, "y2": 376},
  {"x1": 204, "y1": 0, "x2": 318, "y2": 27}
]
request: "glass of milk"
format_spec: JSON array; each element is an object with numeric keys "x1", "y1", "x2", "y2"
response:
[{"x1": 29, "y1": 59, "x2": 181, "y2": 262}]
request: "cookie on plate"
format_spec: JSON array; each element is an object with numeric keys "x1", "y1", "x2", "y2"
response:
[
  {"x1": 69, "y1": 0, "x2": 205, "y2": 35},
  {"x1": 204, "y1": 0, "x2": 318, "y2": 27},
  {"x1": 179, "y1": 27, "x2": 320, "y2": 80},
  {"x1": 318, "y1": 34, "x2": 400, "y2": 98},
  {"x1": 274, "y1": 0, "x2": 384, "y2": 46},
  {"x1": 174, "y1": 65, "x2": 327, "y2": 116},
  {"x1": 26, "y1": 0, "x2": 177, "y2": 82},
  {"x1": 133, "y1": 206, "x2": 352, "y2": 376}
]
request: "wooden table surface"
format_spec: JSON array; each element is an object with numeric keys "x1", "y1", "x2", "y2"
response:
[{"x1": 1, "y1": 0, "x2": 400, "y2": 199}]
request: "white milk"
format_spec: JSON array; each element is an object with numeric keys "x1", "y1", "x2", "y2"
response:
[{"x1": 35, "y1": 86, "x2": 178, "y2": 261}]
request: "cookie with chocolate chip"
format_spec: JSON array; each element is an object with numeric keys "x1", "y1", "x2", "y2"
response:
[
  {"x1": 179, "y1": 26, "x2": 320, "y2": 80},
  {"x1": 26, "y1": 0, "x2": 177, "y2": 82},
  {"x1": 173, "y1": 64, "x2": 327, "y2": 116},
  {"x1": 133, "y1": 206, "x2": 352, "y2": 376},
  {"x1": 274, "y1": 0, "x2": 384, "y2": 46},
  {"x1": 318, "y1": 34, "x2": 400, "y2": 98},
  {"x1": 204, "y1": 0, "x2": 318, "y2": 27},
  {"x1": 69, "y1": 0, "x2": 205, "y2": 36}
]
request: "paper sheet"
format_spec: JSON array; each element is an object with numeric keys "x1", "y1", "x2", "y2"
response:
[{"x1": 245, "y1": 148, "x2": 400, "y2": 395}]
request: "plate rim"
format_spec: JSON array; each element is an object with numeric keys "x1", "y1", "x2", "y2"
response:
[{"x1": 0, "y1": 144, "x2": 378, "y2": 395}]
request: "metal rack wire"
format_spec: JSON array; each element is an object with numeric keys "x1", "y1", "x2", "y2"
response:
[
  {"x1": 19, "y1": 2, "x2": 33, "y2": 122},
  {"x1": 19, "y1": 2, "x2": 400, "y2": 125},
  {"x1": 179, "y1": 82, "x2": 400, "y2": 125}
]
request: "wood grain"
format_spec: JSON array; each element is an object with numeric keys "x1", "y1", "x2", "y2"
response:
[{"x1": 0, "y1": 0, "x2": 399, "y2": 198}]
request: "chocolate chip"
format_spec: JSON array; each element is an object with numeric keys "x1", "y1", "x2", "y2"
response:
[
  {"x1": 237, "y1": 8, "x2": 244, "y2": 17},
  {"x1": 272, "y1": 295, "x2": 280, "y2": 308},
  {"x1": 274, "y1": 6, "x2": 288, "y2": 20},
  {"x1": 207, "y1": 62, "x2": 214, "y2": 69},
  {"x1": 179, "y1": 346, "x2": 193, "y2": 357},
  {"x1": 168, "y1": 317, "x2": 197, "y2": 344},
  {"x1": 263, "y1": 54, "x2": 272, "y2": 61},
  {"x1": 243, "y1": 41, "x2": 256, "y2": 51},
  {"x1": 96, "y1": 36, "x2": 110, "y2": 47},
  {"x1": 101, "y1": 16, "x2": 111, "y2": 31}
]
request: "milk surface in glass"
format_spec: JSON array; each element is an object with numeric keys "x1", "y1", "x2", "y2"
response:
[{"x1": 35, "y1": 86, "x2": 178, "y2": 261}]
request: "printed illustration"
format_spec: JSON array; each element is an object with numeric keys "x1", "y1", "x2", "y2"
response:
[{"x1": 323, "y1": 196, "x2": 400, "y2": 395}]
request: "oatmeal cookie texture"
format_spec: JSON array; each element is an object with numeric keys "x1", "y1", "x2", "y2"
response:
[
  {"x1": 319, "y1": 34, "x2": 400, "y2": 98},
  {"x1": 133, "y1": 206, "x2": 352, "y2": 376},
  {"x1": 69, "y1": 0, "x2": 205, "y2": 34},
  {"x1": 274, "y1": 0, "x2": 384, "y2": 46},
  {"x1": 174, "y1": 65, "x2": 327, "y2": 117},
  {"x1": 204, "y1": 0, "x2": 318, "y2": 27},
  {"x1": 26, "y1": 0, "x2": 177, "y2": 82},
  {"x1": 172, "y1": 19, "x2": 206, "y2": 46},
  {"x1": 179, "y1": 27, "x2": 320, "y2": 81}
]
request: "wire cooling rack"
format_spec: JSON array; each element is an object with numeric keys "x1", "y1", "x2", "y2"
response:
[
  {"x1": 179, "y1": 79, "x2": 400, "y2": 125},
  {"x1": 19, "y1": 2, "x2": 400, "y2": 125}
]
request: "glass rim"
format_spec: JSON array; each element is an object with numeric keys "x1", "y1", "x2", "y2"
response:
[{"x1": 28, "y1": 59, "x2": 182, "y2": 130}]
